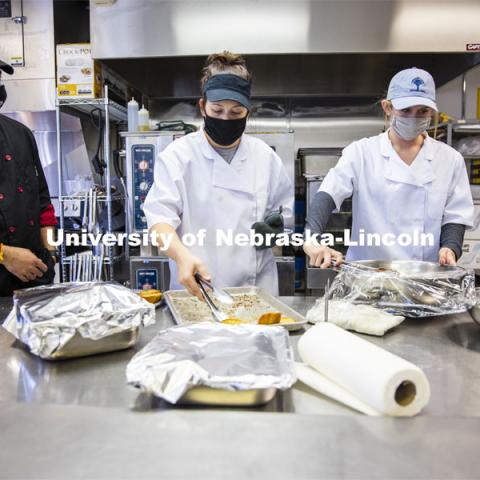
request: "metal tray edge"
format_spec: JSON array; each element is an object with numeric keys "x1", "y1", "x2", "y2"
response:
[{"x1": 164, "y1": 287, "x2": 307, "y2": 331}]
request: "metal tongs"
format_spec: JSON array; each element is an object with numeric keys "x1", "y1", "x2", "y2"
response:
[
  {"x1": 194, "y1": 273, "x2": 234, "y2": 305},
  {"x1": 331, "y1": 259, "x2": 379, "y2": 274},
  {"x1": 194, "y1": 273, "x2": 234, "y2": 323}
]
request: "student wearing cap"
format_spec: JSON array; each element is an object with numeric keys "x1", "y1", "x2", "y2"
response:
[
  {"x1": 304, "y1": 67, "x2": 474, "y2": 267},
  {"x1": 143, "y1": 51, "x2": 293, "y2": 298},
  {"x1": 0, "y1": 59, "x2": 58, "y2": 295}
]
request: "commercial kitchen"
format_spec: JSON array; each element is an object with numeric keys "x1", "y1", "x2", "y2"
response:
[{"x1": 1, "y1": 1, "x2": 480, "y2": 479}]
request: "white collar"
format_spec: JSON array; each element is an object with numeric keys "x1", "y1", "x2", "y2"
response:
[
  {"x1": 380, "y1": 129, "x2": 434, "y2": 161},
  {"x1": 197, "y1": 128, "x2": 248, "y2": 162}
]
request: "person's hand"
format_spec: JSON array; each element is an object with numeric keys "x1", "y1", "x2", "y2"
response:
[
  {"x1": 177, "y1": 253, "x2": 211, "y2": 301},
  {"x1": 439, "y1": 247, "x2": 456, "y2": 266},
  {"x1": 304, "y1": 242, "x2": 343, "y2": 269},
  {"x1": 2, "y1": 246, "x2": 48, "y2": 282}
]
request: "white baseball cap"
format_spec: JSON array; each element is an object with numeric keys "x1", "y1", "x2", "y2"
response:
[{"x1": 387, "y1": 67, "x2": 438, "y2": 112}]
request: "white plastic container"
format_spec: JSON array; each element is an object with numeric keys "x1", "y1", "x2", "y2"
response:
[
  {"x1": 127, "y1": 98, "x2": 139, "y2": 132},
  {"x1": 138, "y1": 105, "x2": 150, "y2": 132}
]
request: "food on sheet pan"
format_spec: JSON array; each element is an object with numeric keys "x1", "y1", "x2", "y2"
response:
[
  {"x1": 173, "y1": 293, "x2": 282, "y2": 325},
  {"x1": 221, "y1": 318, "x2": 247, "y2": 325},
  {"x1": 165, "y1": 287, "x2": 307, "y2": 332},
  {"x1": 139, "y1": 289, "x2": 162, "y2": 304},
  {"x1": 258, "y1": 312, "x2": 281, "y2": 325}
]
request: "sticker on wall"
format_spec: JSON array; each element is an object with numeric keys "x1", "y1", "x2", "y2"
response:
[
  {"x1": 466, "y1": 44, "x2": 480, "y2": 51},
  {"x1": 10, "y1": 56, "x2": 23, "y2": 66}
]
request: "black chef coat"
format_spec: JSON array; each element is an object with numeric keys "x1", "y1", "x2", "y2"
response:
[{"x1": 0, "y1": 114, "x2": 55, "y2": 295}]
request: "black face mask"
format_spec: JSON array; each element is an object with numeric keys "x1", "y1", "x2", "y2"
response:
[
  {"x1": 0, "y1": 84, "x2": 6, "y2": 109},
  {"x1": 203, "y1": 113, "x2": 247, "y2": 146}
]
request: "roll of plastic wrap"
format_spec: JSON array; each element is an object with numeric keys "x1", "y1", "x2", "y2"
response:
[{"x1": 297, "y1": 323, "x2": 430, "y2": 416}]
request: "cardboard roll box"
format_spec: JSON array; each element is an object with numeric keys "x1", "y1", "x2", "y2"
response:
[{"x1": 56, "y1": 43, "x2": 127, "y2": 99}]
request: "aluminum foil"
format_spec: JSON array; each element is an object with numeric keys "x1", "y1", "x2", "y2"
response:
[
  {"x1": 2, "y1": 282, "x2": 156, "y2": 358},
  {"x1": 328, "y1": 265, "x2": 476, "y2": 318},
  {"x1": 126, "y1": 322, "x2": 296, "y2": 403}
]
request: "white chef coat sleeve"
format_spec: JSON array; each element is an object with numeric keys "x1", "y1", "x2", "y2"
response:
[
  {"x1": 443, "y1": 153, "x2": 474, "y2": 228},
  {"x1": 319, "y1": 143, "x2": 357, "y2": 210},
  {"x1": 269, "y1": 152, "x2": 294, "y2": 221},
  {"x1": 143, "y1": 152, "x2": 183, "y2": 230}
]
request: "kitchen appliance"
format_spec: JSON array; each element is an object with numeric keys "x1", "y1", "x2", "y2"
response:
[
  {"x1": 304, "y1": 174, "x2": 352, "y2": 294},
  {"x1": 247, "y1": 131, "x2": 295, "y2": 230},
  {"x1": 122, "y1": 132, "x2": 181, "y2": 235},
  {"x1": 122, "y1": 131, "x2": 181, "y2": 269},
  {"x1": 129, "y1": 256, "x2": 170, "y2": 291},
  {"x1": 248, "y1": 132, "x2": 296, "y2": 294},
  {"x1": 299, "y1": 148, "x2": 341, "y2": 176},
  {"x1": 90, "y1": 1, "x2": 480, "y2": 58}
]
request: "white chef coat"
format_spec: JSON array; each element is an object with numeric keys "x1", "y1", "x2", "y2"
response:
[
  {"x1": 143, "y1": 130, "x2": 293, "y2": 294},
  {"x1": 319, "y1": 130, "x2": 474, "y2": 261}
]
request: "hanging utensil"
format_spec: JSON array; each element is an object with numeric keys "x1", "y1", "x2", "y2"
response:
[
  {"x1": 76, "y1": 254, "x2": 82, "y2": 282},
  {"x1": 69, "y1": 255, "x2": 73, "y2": 282},
  {"x1": 92, "y1": 189, "x2": 98, "y2": 235},
  {"x1": 82, "y1": 191, "x2": 88, "y2": 229},
  {"x1": 88, "y1": 188, "x2": 94, "y2": 233},
  {"x1": 87, "y1": 254, "x2": 92, "y2": 281},
  {"x1": 98, "y1": 253, "x2": 104, "y2": 281},
  {"x1": 73, "y1": 254, "x2": 78, "y2": 282}
]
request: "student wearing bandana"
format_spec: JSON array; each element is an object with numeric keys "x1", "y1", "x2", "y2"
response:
[{"x1": 144, "y1": 51, "x2": 293, "y2": 298}]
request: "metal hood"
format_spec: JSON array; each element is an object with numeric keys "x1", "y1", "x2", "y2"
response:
[
  {"x1": 91, "y1": 0, "x2": 480, "y2": 58},
  {"x1": 91, "y1": 0, "x2": 480, "y2": 101}
]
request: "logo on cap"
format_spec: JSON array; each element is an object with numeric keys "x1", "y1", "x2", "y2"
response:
[{"x1": 410, "y1": 77, "x2": 426, "y2": 93}]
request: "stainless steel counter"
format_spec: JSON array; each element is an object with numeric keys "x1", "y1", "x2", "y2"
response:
[{"x1": 1, "y1": 296, "x2": 480, "y2": 479}]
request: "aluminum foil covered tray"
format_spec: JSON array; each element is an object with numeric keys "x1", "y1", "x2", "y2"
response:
[
  {"x1": 126, "y1": 323, "x2": 296, "y2": 405},
  {"x1": 2, "y1": 282, "x2": 156, "y2": 359}
]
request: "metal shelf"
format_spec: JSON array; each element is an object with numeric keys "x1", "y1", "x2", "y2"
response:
[
  {"x1": 444, "y1": 120, "x2": 480, "y2": 135},
  {"x1": 59, "y1": 194, "x2": 126, "y2": 202},
  {"x1": 56, "y1": 86, "x2": 118, "y2": 281},
  {"x1": 56, "y1": 96, "x2": 127, "y2": 123}
]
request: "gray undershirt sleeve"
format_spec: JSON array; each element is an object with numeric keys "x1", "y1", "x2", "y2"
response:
[
  {"x1": 440, "y1": 223, "x2": 466, "y2": 260},
  {"x1": 305, "y1": 191, "x2": 336, "y2": 235},
  {"x1": 306, "y1": 194, "x2": 466, "y2": 260}
]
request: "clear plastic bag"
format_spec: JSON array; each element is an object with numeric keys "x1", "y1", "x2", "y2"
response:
[
  {"x1": 325, "y1": 263, "x2": 476, "y2": 318},
  {"x1": 455, "y1": 136, "x2": 480, "y2": 156}
]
